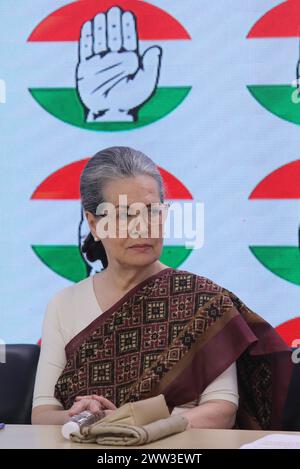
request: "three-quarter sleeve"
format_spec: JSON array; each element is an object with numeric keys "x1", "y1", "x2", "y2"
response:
[
  {"x1": 198, "y1": 361, "x2": 239, "y2": 406},
  {"x1": 32, "y1": 294, "x2": 67, "y2": 409},
  {"x1": 171, "y1": 361, "x2": 239, "y2": 415}
]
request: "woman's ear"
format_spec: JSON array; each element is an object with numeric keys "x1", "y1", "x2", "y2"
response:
[{"x1": 85, "y1": 211, "x2": 97, "y2": 239}]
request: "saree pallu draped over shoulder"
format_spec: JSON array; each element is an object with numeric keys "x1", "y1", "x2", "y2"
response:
[{"x1": 54, "y1": 267, "x2": 294, "y2": 430}]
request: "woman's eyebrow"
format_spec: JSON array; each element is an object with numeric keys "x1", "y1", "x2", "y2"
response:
[{"x1": 115, "y1": 203, "x2": 156, "y2": 208}]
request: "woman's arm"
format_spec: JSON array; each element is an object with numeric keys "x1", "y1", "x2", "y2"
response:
[
  {"x1": 181, "y1": 399, "x2": 237, "y2": 429},
  {"x1": 172, "y1": 362, "x2": 239, "y2": 429},
  {"x1": 31, "y1": 294, "x2": 68, "y2": 424},
  {"x1": 32, "y1": 405, "x2": 70, "y2": 425},
  {"x1": 32, "y1": 397, "x2": 110, "y2": 425},
  {"x1": 31, "y1": 294, "x2": 117, "y2": 425}
]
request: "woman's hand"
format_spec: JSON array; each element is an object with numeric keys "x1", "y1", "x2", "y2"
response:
[
  {"x1": 68, "y1": 397, "x2": 104, "y2": 417},
  {"x1": 69, "y1": 394, "x2": 117, "y2": 418}
]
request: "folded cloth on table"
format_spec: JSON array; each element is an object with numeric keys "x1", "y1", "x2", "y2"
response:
[
  {"x1": 69, "y1": 394, "x2": 188, "y2": 445},
  {"x1": 70, "y1": 414, "x2": 188, "y2": 446}
]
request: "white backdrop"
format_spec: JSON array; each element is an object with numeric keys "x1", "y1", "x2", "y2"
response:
[{"x1": 0, "y1": 0, "x2": 299, "y2": 344}]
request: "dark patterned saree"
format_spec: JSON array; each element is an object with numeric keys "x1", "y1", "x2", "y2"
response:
[{"x1": 54, "y1": 267, "x2": 294, "y2": 430}]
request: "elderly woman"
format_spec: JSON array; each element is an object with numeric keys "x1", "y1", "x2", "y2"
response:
[{"x1": 32, "y1": 147, "x2": 293, "y2": 429}]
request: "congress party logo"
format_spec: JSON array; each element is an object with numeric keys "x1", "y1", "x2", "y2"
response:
[
  {"x1": 27, "y1": 0, "x2": 191, "y2": 131},
  {"x1": 249, "y1": 159, "x2": 300, "y2": 286},
  {"x1": 247, "y1": 0, "x2": 300, "y2": 125},
  {"x1": 30, "y1": 160, "x2": 194, "y2": 282}
]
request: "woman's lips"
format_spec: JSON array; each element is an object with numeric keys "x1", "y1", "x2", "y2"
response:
[{"x1": 129, "y1": 244, "x2": 152, "y2": 251}]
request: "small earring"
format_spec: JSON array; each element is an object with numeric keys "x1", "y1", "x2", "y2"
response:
[{"x1": 94, "y1": 236, "x2": 98, "y2": 242}]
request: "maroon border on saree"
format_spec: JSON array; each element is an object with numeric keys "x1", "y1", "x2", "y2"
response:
[{"x1": 163, "y1": 314, "x2": 258, "y2": 407}]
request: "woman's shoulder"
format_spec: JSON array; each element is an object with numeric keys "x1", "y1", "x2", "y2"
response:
[
  {"x1": 171, "y1": 268, "x2": 248, "y2": 313},
  {"x1": 47, "y1": 276, "x2": 92, "y2": 312},
  {"x1": 171, "y1": 268, "x2": 226, "y2": 293},
  {"x1": 41, "y1": 276, "x2": 96, "y2": 345}
]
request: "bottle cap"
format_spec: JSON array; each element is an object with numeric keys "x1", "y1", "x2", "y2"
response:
[{"x1": 61, "y1": 421, "x2": 80, "y2": 440}]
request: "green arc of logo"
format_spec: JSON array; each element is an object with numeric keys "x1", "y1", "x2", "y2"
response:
[
  {"x1": 249, "y1": 246, "x2": 300, "y2": 286},
  {"x1": 29, "y1": 87, "x2": 191, "y2": 132},
  {"x1": 247, "y1": 85, "x2": 300, "y2": 126}
]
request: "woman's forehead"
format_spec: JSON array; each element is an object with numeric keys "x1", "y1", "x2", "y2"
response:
[{"x1": 103, "y1": 175, "x2": 160, "y2": 204}]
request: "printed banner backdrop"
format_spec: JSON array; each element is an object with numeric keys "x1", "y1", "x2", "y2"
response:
[{"x1": 0, "y1": 0, "x2": 299, "y2": 345}]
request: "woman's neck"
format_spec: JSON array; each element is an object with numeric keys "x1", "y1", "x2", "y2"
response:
[{"x1": 100, "y1": 261, "x2": 168, "y2": 293}]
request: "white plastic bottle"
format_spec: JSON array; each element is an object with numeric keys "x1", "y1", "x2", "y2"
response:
[{"x1": 62, "y1": 410, "x2": 104, "y2": 440}]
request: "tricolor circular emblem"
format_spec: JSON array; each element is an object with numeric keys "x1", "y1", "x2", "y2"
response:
[
  {"x1": 247, "y1": 0, "x2": 300, "y2": 125},
  {"x1": 27, "y1": 0, "x2": 191, "y2": 131},
  {"x1": 249, "y1": 159, "x2": 300, "y2": 286}
]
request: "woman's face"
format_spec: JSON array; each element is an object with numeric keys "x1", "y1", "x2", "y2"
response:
[{"x1": 86, "y1": 175, "x2": 166, "y2": 269}]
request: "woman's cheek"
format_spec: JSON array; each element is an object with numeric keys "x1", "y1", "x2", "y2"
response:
[{"x1": 153, "y1": 238, "x2": 163, "y2": 255}]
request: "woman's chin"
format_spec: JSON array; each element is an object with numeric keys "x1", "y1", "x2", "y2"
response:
[{"x1": 125, "y1": 252, "x2": 158, "y2": 266}]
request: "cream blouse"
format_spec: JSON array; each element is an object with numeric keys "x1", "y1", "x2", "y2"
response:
[{"x1": 32, "y1": 275, "x2": 239, "y2": 412}]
